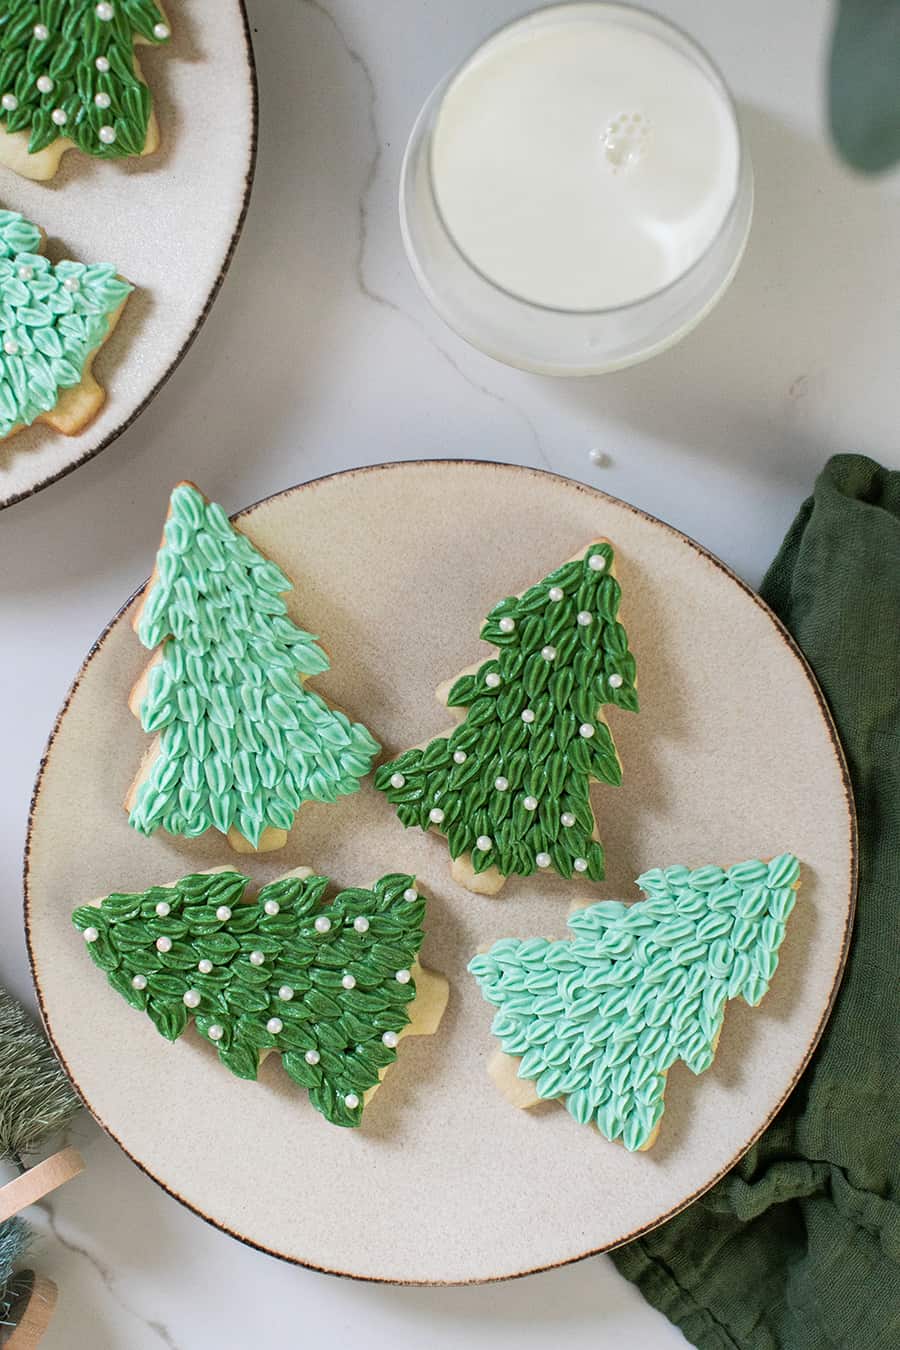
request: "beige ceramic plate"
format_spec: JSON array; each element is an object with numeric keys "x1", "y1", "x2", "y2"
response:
[
  {"x1": 25, "y1": 461, "x2": 855, "y2": 1284},
  {"x1": 0, "y1": 0, "x2": 256, "y2": 510}
]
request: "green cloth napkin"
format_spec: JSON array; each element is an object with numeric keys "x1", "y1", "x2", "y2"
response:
[{"x1": 611, "y1": 454, "x2": 900, "y2": 1349}]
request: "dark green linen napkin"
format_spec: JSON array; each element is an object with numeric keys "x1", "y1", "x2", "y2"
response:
[{"x1": 611, "y1": 454, "x2": 900, "y2": 1349}]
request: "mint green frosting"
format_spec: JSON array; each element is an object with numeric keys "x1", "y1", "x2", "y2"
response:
[
  {"x1": 0, "y1": 209, "x2": 130, "y2": 436},
  {"x1": 129, "y1": 484, "x2": 381, "y2": 847},
  {"x1": 469, "y1": 853, "x2": 800, "y2": 1150},
  {"x1": 73, "y1": 871, "x2": 426, "y2": 1128},
  {"x1": 375, "y1": 543, "x2": 637, "y2": 882}
]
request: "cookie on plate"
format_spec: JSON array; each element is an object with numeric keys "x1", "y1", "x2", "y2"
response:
[
  {"x1": 126, "y1": 483, "x2": 381, "y2": 853},
  {"x1": 0, "y1": 1, "x2": 171, "y2": 181},
  {"x1": 74, "y1": 869, "x2": 449, "y2": 1128},
  {"x1": 469, "y1": 854, "x2": 801, "y2": 1150},
  {"x1": 375, "y1": 542, "x2": 637, "y2": 895},
  {"x1": 0, "y1": 210, "x2": 131, "y2": 441}
]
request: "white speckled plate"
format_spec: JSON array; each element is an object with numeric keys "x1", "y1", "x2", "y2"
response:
[
  {"x1": 0, "y1": 0, "x2": 256, "y2": 510},
  {"x1": 25, "y1": 462, "x2": 855, "y2": 1283}
]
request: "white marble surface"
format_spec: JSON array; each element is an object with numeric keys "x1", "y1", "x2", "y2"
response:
[{"x1": 1, "y1": 0, "x2": 897, "y2": 1345}]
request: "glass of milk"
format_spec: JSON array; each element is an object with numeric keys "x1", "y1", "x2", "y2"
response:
[{"x1": 400, "y1": 2, "x2": 753, "y2": 375}]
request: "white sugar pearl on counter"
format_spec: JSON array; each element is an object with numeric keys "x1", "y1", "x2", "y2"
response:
[
  {"x1": 131, "y1": 974, "x2": 147, "y2": 990},
  {"x1": 155, "y1": 901, "x2": 171, "y2": 916},
  {"x1": 485, "y1": 671, "x2": 501, "y2": 687},
  {"x1": 521, "y1": 708, "x2": 535, "y2": 723},
  {"x1": 589, "y1": 554, "x2": 607, "y2": 571},
  {"x1": 353, "y1": 916, "x2": 370, "y2": 933},
  {"x1": 476, "y1": 835, "x2": 492, "y2": 852},
  {"x1": 249, "y1": 951, "x2": 265, "y2": 966},
  {"x1": 278, "y1": 986, "x2": 294, "y2": 1001},
  {"x1": 548, "y1": 586, "x2": 564, "y2": 601},
  {"x1": 342, "y1": 974, "x2": 357, "y2": 989},
  {"x1": 36, "y1": 76, "x2": 53, "y2": 93},
  {"x1": 579, "y1": 723, "x2": 595, "y2": 738},
  {"x1": 494, "y1": 776, "x2": 509, "y2": 791},
  {"x1": 541, "y1": 645, "x2": 556, "y2": 661},
  {"x1": 344, "y1": 1093, "x2": 360, "y2": 1109},
  {"x1": 390, "y1": 772, "x2": 406, "y2": 788},
  {"x1": 314, "y1": 916, "x2": 331, "y2": 933},
  {"x1": 499, "y1": 616, "x2": 516, "y2": 633},
  {"x1": 403, "y1": 888, "x2": 418, "y2": 903},
  {"x1": 198, "y1": 959, "x2": 213, "y2": 974},
  {"x1": 266, "y1": 1018, "x2": 283, "y2": 1034},
  {"x1": 395, "y1": 969, "x2": 411, "y2": 984},
  {"x1": 153, "y1": 22, "x2": 170, "y2": 38},
  {"x1": 429, "y1": 807, "x2": 445, "y2": 824},
  {"x1": 208, "y1": 1024, "x2": 224, "y2": 1041},
  {"x1": 215, "y1": 906, "x2": 231, "y2": 921},
  {"x1": 382, "y1": 1031, "x2": 399, "y2": 1048},
  {"x1": 304, "y1": 1049, "x2": 320, "y2": 1065},
  {"x1": 155, "y1": 936, "x2": 172, "y2": 952},
  {"x1": 83, "y1": 927, "x2": 99, "y2": 943},
  {"x1": 536, "y1": 852, "x2": 551, "y2": 868},
  {"x1": 523, "y1": 796, "x2": 538, "y2": 811},
  {"x1": 98, "y1": 125, "x2": 116, "y2": 144},
  {"x1": 183, "y1": 990, "x2": 201, "y2": 1008},
  {"x1": 561, "y1": 812, "x2": 576, "y2": 828},
  {"x1": 263, "y1": 899, "x2": 280, "y2": 915},
  {"x1": 574, "y1": 858, "x2": 589, "y2": 872},
  {"x1": 577, "y1": 610, "x2": 593, "y2": 625},
  {"x1": 94, "y1": 92, "x2": 111, "y2": 109},
  {"x1": 608, "y1": 673, "x2": 624, "y2": 688},
  {"x1": 453, "y1": 749, "x2": 467, "y2": 763}
]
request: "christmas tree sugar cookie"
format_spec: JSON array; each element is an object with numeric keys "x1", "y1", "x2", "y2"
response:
[
  {"x1": 469, "y1": 854, "x2": 800, "y2": 1151},
  {"x1": 0, "y1": 1, "x2": 171, "y2": 181},
  {"x1": 126, "y1": 483, "x2": 381, "y2": 852},
  {"x1": 0, "y1": 210, "x2": 131, "y2": 441},
  {"x1": 375, "y1": 542, "x2": 637, "y2": 895},
  {"x1": 73, "y1": 869, "x2": 449, "y2": 1128}
]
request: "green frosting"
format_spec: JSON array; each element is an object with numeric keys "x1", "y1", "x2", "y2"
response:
[
  {"x1": 73, "y1": 870, "x2": 427, "y2": 1128},
  {"x1": 129, "y1": 484, "x2": 381, "y2": 846},
  {"x1": 469, "y1": 853, "x2": 800, "y2": 1151},
  {"x1": 0, "y1": 0, "x2": 169, "y2": 158},
  {"x1": 375, "y1": 543, "x2": 637, "y2": 882},
  {"x1": 0, "y1": 209, "x2": 131, "y2": 437}
]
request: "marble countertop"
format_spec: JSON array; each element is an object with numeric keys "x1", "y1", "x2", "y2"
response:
[{"x1": 1, "y1": 1, "x2": 896, "y2": 1345}]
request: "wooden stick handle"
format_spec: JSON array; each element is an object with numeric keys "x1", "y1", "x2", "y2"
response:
[
  {"x1": 0, "y1": 1147, "x2": 84, "y2": 1222},
  {"x1": 4, "y1": 1273, "x2": 58, "y2": 1349}
]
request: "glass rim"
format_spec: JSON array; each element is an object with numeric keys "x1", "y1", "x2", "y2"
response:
[{"x1": 424, "y1": 0, "x2": 747, "y2": 318}]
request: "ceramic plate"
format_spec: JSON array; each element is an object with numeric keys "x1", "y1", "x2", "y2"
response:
[
  {"x1": 0, "y1": 0, "x2": 256, "y2": 510},
  {"x1": 25, "y1": 461, "x2": 855, "y2": 1284}
]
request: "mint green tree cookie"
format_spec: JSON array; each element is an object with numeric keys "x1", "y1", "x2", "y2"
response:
[
  {"x1": 127, "y1": 483, "x2": 380, "y2": 852},
  {"x1": 74, "y1": 869, "x2": 448, "y2": 1128},
  {"x1": 0, "y1": 209, "x2": 131, "y2": 440},
  {"x1": 375, "y1": 541, "x2": 637, "y2": 895},
  {"x1": 469, "y1": 854, "x2": 801, "y2": 1150}
]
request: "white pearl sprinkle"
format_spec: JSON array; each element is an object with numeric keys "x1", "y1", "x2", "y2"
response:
[
  {"x1": 1, "y1": 94, "x2": 18, "y2": 111},
  {"x1": 577, "y1": 610, "x2": 593, "y2": 626},
  {"x1": 353, "y1": 915, "x2": 370, "y2": 933},
  {"x1": 548, "y1": 586, "x2": 564, "y2": 602},
  {"x1": 541, "y1": 645, "x2": 556, "y2": 661},
  {"x1": 536, "y1": 852, "x2": 551, "y2": 868},
  {"x1": 389, "y1": 772, "x2": 405, "y2": 788},
  {"x1": 62, "y1": 276, "x2": 80, "y2": 292},
  {"x1": 521, "y1": 708, "x2": 535, "y2": 723},
  {"x1": 94, "y1": 91, "x2": 111, "y2": 109},
  {"x1": 476, "y1": 835, "x2": 492, "y2": 852},
  {"x1": 561, "y1": 812, "x2": 576, "y2": 828},
  {"x1": 183, "y1": 989, "x2": 201, "y2": 1008},
  {"x1": 579, "y1": 723, "x2": 595, "y2": 738},
  {"x1": 267, "y1": 1017, "x2": 283, "y2": 1034},
  {"x1": 155, "y1": 936, "x2": 172, "y2": 952},
  {"x1": 33, "y1": 24, "x2": 49, "y2": 41},
  {"x1": 278, "y1": 986, "x2": 294, "y2": 1001},
  {"x1": 344, "y1": 1093, "x2": 360, "y2": 1109},
  {"x1": 342, "y1": 974, "x2": 357, "y2": 990},
  {"x1": 208, "y1": 1024, "x2": 224, "y2": 1041},
  {"x1": 3, "y1": 339, "x2": 18, "y2": 355},
  {"x1": 95, "y1": 56, "x2": 110, "y2": 72},
  {"x1": 499, "y1": 616, "x2": 516, "y2": 633},
  {"x1": 51, "y1": 108, "x2": 67, "y2": 125},
  {"x1": 403, "y1": 888, "x2": 418, "y2": 903},
  {"x1": 523, "y1": 796, "x2": 538, "y2": 811},
  {"x1": 589, "y1": 553, "x2": 607, "y2": 571},
  {"x1": 429, "y1": 807, "x2": 445, "y2": 824},
  {"x1": 98, "y1": 125, "x2": 116, "y2": 144},
  {"x1": 314, "y1": 915, "x2": 331, "y2": 934},
  {"x1": 485, "y1": 671, "x2": 501, "y2": 688},
  {"x1": 453, "y1": 749, "x2": 467, "y2": 764},
  {"x1": 215, "y1": 906, "x2": 231, "y2": 921},
  {"x1": 131, "y1": 974, "x2": 147, "y2": 990},
  {"x1": 155, "y1": 901, "x2": 171, "y2": 916},
  {"x1": 249, "y1": 950, "x2": 265, "y2": 967},
  {"x1": 395, "y1": 968, "x2": 411, "y2": 984},
  {"x1": 83, "y1": 926, "x2": 99, "y2": 943},
  {"x1": 263, "y1": 899, "x2": 279, "y2": 916},
  {"x1": 197, "y1": 959, "x2": 213, "y2": 974},
  {"x1": 17, "y1": 265, "x2": 32, "y2": 281},
  {"x1": 153, "y1": 22, "x2": 170, "y2": 39},
  {"x1": 608, "y1": 673, "x2": 624, "y2": 688},
  {"x1": 36, "y1": 75, "x2": 53, "y2": 93},
  {"x1": 96, "y1": 3, "x2": 114, "y2": 19},
  {"x1": 382, "y1": 1030, "x2": 399, "y2": 1048},
  {"x1": 574, "y1": 857, "x2": 589, "y2": 872},
  {"x1": 494, "y1": 776, "x2": 509, "y2": 791},
  {"x1": 305, "y1": 1049, "x2": 320, "y2": 1065}
]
